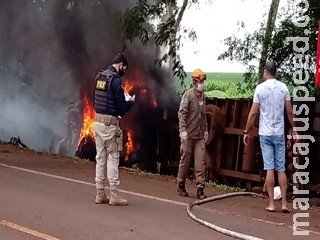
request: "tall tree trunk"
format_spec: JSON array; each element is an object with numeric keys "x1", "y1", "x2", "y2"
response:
[
  {"x1": 169, "y1": 0, "x2": 188, "y2": 53},
  {"x1": 167, "y1": 0, "x2": 188, "y2": 71},
  {"x1": 257, "y1": 0, "x2": 280, "y2": 83},
  {"x1": 174, "y1": 0, "x2": 188, "y2": 33}
]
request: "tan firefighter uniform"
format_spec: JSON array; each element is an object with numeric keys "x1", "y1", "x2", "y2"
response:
[{"x1": 177, "y1": 87, "x2": 207, "y2": 189}]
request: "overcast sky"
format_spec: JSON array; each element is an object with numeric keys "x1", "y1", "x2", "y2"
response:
[{"x1": 179, "y1": 0, "x2": 274, "y2": 73}]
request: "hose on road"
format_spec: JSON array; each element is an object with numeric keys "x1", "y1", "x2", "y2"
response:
[{"x1": 187, "y1": 192, "x2": 265, "y2": 240}]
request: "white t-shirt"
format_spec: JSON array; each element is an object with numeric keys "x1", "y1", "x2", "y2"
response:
[{"x1": 253, "y1": 79, "x2": 290, "y2": 136}]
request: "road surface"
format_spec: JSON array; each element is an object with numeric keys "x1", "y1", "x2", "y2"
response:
[{"x1": 1, "y1": 163, "x2": 319, "y2": 240}]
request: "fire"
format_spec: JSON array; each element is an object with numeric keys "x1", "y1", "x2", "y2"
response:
[
  {"x1": 153, "y1": 98, "x2": 158, "y2": 107},
  {"x1": 123, "y1": 82, "x2": 134, "y2": 93},
  {"x1": 76, "y1": 77, "x2": 158, "y2": 160},
  {"x1": 78, "y1": 97, "x2": 95, "y2": 146},
  {"x1": 124, "y1": 79, "x2": 158, "y2": 108},
  {"x1": 125, "y1": 131, "x2": 133, "y2": 160},
  {"x1": 122, "y1": 78, "x2": 158, "y2": 160},
  {"x1": 125, "y1": 130, "x2": 140, "y2": 160}
]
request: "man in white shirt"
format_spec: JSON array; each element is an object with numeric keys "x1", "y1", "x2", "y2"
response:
[{"x1": 243, "y1": 61, "x2": 296, "y2": 213}]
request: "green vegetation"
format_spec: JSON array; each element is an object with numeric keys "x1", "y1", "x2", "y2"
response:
[
  {"x1": 177, "y1": 72, "x2": 255, "y2": 99},
  {"x1": 186, "y1": 72, "x2": 244, "y2": 83},
  {"x1": 205, "y1": 80, "x2": 254, "y2": 99},
  {"x1": 218, "y1": 0, "x2": 320, "y2": 97},
  {"x1": 121, "y1": 167, "x2": 246, "y2": 192},
  {"x1": 206, "y1": 181, "x2": 246, "y2": 192}
]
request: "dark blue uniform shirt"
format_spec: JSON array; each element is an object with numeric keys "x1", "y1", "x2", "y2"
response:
[{"x1": 103, "y1": 66, "x2": 133, "y2": 117}]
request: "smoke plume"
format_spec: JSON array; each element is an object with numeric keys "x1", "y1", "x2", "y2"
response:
[{"x1": 0, "y1": 0, "x2": 178, "y2": 156}]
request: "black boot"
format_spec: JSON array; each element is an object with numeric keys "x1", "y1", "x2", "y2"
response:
[
  {"x1": 196, "y1": 187, "x2": 206, "y2": 199},
  {"x1": 177, "y1": 183, "x2": 189, "y2": 197}
]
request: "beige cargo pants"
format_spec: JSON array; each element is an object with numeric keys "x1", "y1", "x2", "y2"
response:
[
  {"x1": 94, "y1": 121, "x2": 123, "y2": 190},
  {"x1": 177, "y1": 138, "x2": 206, "y2": 188}
]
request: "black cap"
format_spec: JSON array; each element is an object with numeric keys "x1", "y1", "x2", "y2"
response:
[
  {"x1": 264, "y1": 61, "x2": 277, "y2": 76},
  {"x1": 113, "y1": 53, "x2": 128, "y2": 67}
]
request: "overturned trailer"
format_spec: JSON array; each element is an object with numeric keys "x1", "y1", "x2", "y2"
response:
[
  {"x1": 126, "y1": 97, "x2": 320, "y2": 194},
  {"x1": 75, "y1": 96, "x2": 320, "y2": 194},
  {"x1": 204, "y1": 98, "x2": 320, "y2": 194}
]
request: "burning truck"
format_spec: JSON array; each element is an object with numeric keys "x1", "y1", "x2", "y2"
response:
[
  {"x1": 75, "y1": 69, "x2": 181, "y2": 175},
  {"x1": 74, "y1": 74, "x2": 320, "y2": 197},
  {"x1": 2, "y1": 0, "x2": 318, "y2": 195}
]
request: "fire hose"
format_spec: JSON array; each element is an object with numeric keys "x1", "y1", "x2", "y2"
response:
[{"x1": 187, "y1": 192, "x2": 265, "y2": 240}]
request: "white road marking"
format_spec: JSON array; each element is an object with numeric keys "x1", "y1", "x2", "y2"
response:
[
  {"x1": 0, "y1": 163, "x2": 186, "y2": 206},
  {"x1": 1, "y1": 162, "x2": 319, "y2": 236},
  {"x1": 0, "y1": 220, "x2": 60, "y2": 240}
]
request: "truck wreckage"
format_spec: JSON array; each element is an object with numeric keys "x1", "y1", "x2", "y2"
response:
[{"x1": 75, "y1": 96, "x2": 320, "y2": 196}]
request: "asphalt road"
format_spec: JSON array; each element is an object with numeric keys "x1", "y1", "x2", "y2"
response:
[
  {"x1": 0, "y1": 164, "x2": 318, "y2": 240},
  {"x1": 0, "y1": 165, "x2": 230, "y2": 240}
]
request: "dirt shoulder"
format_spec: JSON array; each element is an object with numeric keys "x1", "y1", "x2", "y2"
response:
[{"x1": 0, "y1": 142, "x2": 319, "y2": 233}]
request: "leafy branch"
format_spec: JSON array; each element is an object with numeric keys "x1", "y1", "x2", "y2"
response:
[{"x1": 120, "y1": 0, "x2": 200, "y2": 88}]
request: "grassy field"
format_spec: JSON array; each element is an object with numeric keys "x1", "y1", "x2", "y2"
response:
[
  {"x1": 185, "y1": 72, "x2": 244, "y2": 83},
  {"x1": 176, "y1": 72, "x2": 256, "y2": 98},
  {"x1": 176, "y1": 72, "x2": 245, "y2": 93}
]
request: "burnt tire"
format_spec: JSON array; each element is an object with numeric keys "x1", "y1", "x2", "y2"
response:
[
  {"x1": 205, "y1": 104, "x2": 223, "y2": 145},
  {"x1": 205, "y1": 151, "x2": 221, "y2": 182}
]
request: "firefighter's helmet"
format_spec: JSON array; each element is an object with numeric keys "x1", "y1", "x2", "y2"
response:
[{"x1": 191, "y1": 69, "x2": 206, "y2": 81}]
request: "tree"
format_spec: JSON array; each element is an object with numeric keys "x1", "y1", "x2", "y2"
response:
[
  {"x1": 120, "y1": 0, "x2": 201, "y2": 89},
  {"x1": 218, "y1": 0, "x2": 320, "y2": 97},
  {"x1": 257, "y1": 0, "x2": 280, "y2": 83}
]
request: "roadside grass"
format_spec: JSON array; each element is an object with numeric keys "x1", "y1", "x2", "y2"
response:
[
  {"x1": 121, "y1": 167, "x2": 246, "y2": 192},
  {"x1": 206, "y1": 181, "x2": 246, "y2": 192}
]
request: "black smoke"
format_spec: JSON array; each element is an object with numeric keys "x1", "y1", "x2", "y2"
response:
[{"x1": 0, "y1": 0, "x2": 179, "y2": 157}]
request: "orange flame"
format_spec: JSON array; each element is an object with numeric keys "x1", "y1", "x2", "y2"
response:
[
  {"x1": 124, "y1": 79, "x2": 158, "y2": 108},
  {"x1": 125, "y1": 130, "x2": 140, "y2": 160},
  {"x1": 123, "y1": 82, "x2": 134, "y2": 93},
  {"x1": 122, "y1": 78, "x2": 158, "y2": 160},
  {"x1": 153, "y1": 99, "x2": 158, "y2": 107},
  {"x1": 78, "y1": 97, "x2": 95, "y2": 146},
  {"x1": 125, "y1": 131, "x2": 133, "y2": 160}
]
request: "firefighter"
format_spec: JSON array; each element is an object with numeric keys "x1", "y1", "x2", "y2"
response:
[
  {"x1": 93, "y1": 53, "x2": 135, "y2": 206},
  {"x1": 177, "y1": 68, "x2": 208, "y2": 199}
]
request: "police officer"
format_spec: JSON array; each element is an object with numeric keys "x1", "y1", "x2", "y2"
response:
[
  {"x1": 177, "y1": 69, "x2": 208, "y2": 199},
  {"x1": 93, "y1": 53, "x2": 134, "y2": 206}
]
